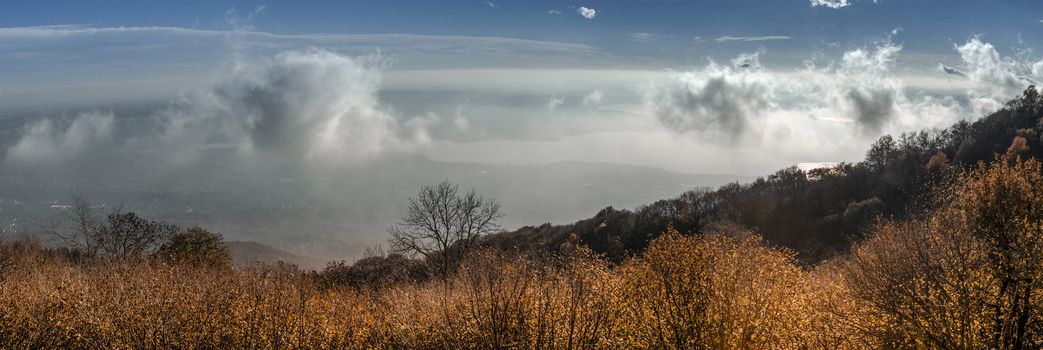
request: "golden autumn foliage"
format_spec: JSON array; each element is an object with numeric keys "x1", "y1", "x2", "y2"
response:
[
  {"x1": 0, "y1": 230, "x2": 832, "y2": 349},
  {"x1": 0, "y1": 156, "x2": 1041, "y2": 349},
  {"x1": 622, "y1": 228, "x2": 823, "y2": 349},
  {"x1": 842, "y1": 156, "x2": 1043, "y2": 349}
]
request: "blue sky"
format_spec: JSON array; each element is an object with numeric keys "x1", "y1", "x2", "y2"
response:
[{"x1": 4, "y1": 1, "x2": 1039, "y2": 56}]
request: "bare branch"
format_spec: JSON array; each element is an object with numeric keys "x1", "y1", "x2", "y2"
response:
[{"x1": 388, "y1": 180, "x2": 503, "y2": 277}]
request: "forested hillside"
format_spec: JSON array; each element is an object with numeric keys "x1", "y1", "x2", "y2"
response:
[{"x1": 483, "y1": 87, "x2": 1043, "y2": 264}]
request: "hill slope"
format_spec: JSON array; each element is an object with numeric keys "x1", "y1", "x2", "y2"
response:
[{"x1": 483, "y1": 87, "x2": 1043, "y2": 264}]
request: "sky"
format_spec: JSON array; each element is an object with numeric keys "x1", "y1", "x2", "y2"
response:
[{"x1": 0, "y1": 1, "x2": 1042, "y2": 256}]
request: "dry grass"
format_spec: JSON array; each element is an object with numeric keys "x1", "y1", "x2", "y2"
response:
[{"x1": 0, "y1": 232, "x2": 842, "y2": 349}]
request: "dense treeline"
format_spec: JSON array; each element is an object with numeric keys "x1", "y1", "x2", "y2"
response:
[{"x1": 483, "y1": 87, "x2": 1043, "y2": 264}]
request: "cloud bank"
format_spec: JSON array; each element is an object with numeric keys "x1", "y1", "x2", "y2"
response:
[
  {"x1": 5, "y1": 49, "x2": 429, "y2": 168},
  {"x1": 645, "y1": 57, "x2": 774, "y2": 142},
  {"x1": 6, "y1": 112, "x2": 115, "y2": 164},
  {"x1": 644, "y1": 37, "x2": 964, "y2": 148},
  {"x1": 157, "y1": 49, "x2": 429, "y2": 165},
  {"x1": 3, "y1": 26, "x2": 1039, "y2": 179}
]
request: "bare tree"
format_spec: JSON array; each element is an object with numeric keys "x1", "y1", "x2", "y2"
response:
[
  {"x1": 95, "y1": 210, "x2": 179, "y2": 260},
  {"x1": 50, "y1": 196, "x2": 178, "y2": 261},
  {"x1": 388, "y1": 180, "x2": 503, "y2": 277},
  {"x1": 49, "y1": 195, "x2": 104, "y2": 258}
]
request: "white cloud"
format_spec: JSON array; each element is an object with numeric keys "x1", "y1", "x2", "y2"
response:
[
  {"x1": 152, "y1": 49, "x2": 427, "y2": 165},
  {"x1": 810, "y1": 0, "x2": 879, "y2": 9},
  {"x1": 713, "y1": 35, "x2": 791, "y2": 42},
  {"x1": 839, "y1": 40, "x2": 900, "y2": 75},
  {"x1": 547, "y1": 96, "x2": 565, "y2": 112},
  {"x1": 956, "y1": 38, "x2": 1023, "y2": 92},
  {"x1": 0, "y1": 24, "x2": 216, "y2": 38},
  {"x1": 813, "y1": 39, "x2": 951, "y2": 136},
  {"x1": 731, "y1": 51, "x2": 763, "y2": 69},
  {"x1": 644, "y1": 38, "x2": 966, "y2": 146},
  {"x1": 583, "y1": 90, "x2": 604, "y2": 108},
  {"x1": 644, "y1": 59, "x2": 775, "y2": 142},
  {"x1": 810, "y1": 0, "x2": 851, "y2": 9},
  {"x1": 484, "y1": 2, "x2": 498, "y2": 8},
  {"x1": 952, "y1": 37, "x2": 1043, "y2": 115},
  {"x1": 576, "y1": 7, "x2": 596, "y2": 19},
  {"x1": 547, "y1": 9, "x2": 562, "y2": 15},
  {"x1": 453, "y1": 104, "x2": 470, "y2": 131},
  {"x1": 5, "y1": 111, "x2": 115, "y2": 163}
]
